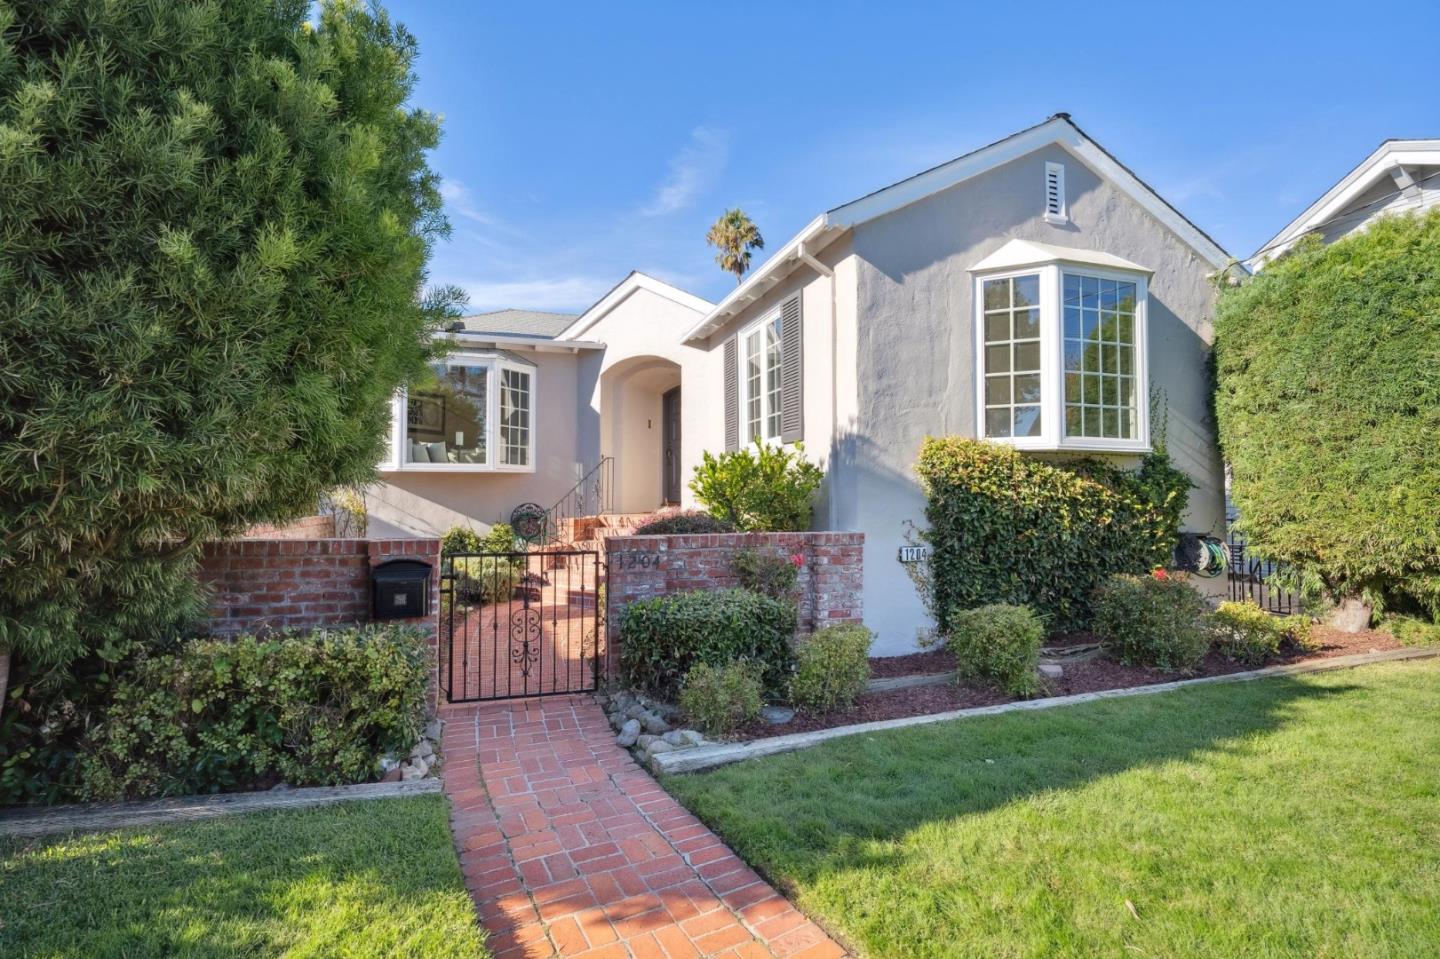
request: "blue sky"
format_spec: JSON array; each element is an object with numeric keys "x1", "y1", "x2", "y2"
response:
[{"x1": 386, "y1": 1, "x2": 1440, "y2": 314}]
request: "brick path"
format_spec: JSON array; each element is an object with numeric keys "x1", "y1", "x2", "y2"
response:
[{"x1": 440, "y1": 695, "x2": 846, "y2": 958}]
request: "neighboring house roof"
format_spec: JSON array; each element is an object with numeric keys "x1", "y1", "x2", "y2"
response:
[
  {"x1": 1249, "y1": 138, "x2": 1440, "y2": 268},
  {"x1": 684, "y1": 114, "x2": 1235, "y2": 343},
  {"x1": 556, "y1": 271, "x2": 714, "y2": 341},
  {"x1": 454, "y1": 308, "x2": 579, "y2": 339}
]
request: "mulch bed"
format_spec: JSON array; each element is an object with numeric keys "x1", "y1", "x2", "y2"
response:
[{"x1": 733, "y1": 627, "x2": 1405, "y2": 743}]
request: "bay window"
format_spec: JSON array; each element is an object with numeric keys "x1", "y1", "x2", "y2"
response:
[
  {"x1": 384, "y1": 353, "x2": 536, "y2": 471},
  {"x1": 971, "y1": 242, "x2": 1150, "y2": 452}
]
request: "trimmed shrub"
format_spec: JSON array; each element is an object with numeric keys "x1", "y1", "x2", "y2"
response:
[
  {"x1": 632, "y1": 511, "x2": 736, "y2": 536},
  {"x1": 74, "y1": 625, "x2": 429, "y2": 801},
  {"x1": 1210, "y1": 601, "x2": 1286, "y2": 666},
  {"x1": 915, "y1": 438, "x2": 1178, "y2": 633},
  {"x1": 442, "y1": 522, "x2": 519, "y2": 555},
  {"x1": 947, "y1": 605, "x2": 1044, "y2": 698},
  {"x1": 1093, "y1": 574, "x2": 1210, "y2": 672},
  {"x1": 690, "y1": 443, "x2": 823, "y2": 532},
  {"x1": 1215, "y1": 210, "x2": 1440, "y2": 614},
  {"x1": 679, "y1": 662, "x2": 763, "y2": 737},
  {"x1": 790, "y1": 624, "x2": 873, "y2": 713},
  {"x1": 452, "y1": 557, "x2": 519, "y2": 605},
  {"x1": 732, "y1": 548, "x2": 802, "y2": 604},
  {"x1": 619, "y1": 588, "x2": 796, "y2": 700},
  {"x1": 1383, "y1": 615, "x2": 1440, "y2": 648}
]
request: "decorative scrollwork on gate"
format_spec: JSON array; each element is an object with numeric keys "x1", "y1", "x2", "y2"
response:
[{"x1": 509, "y1": 606, "x2": 542, "y2": 679}]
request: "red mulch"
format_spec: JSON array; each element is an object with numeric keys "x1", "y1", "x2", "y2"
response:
[{"x1": 732, "y1": 627, "x2": 1404, "y2": 743}]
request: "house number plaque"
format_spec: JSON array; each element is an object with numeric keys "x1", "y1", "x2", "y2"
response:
[{"x1": 897, "y1": 546, "x2": 930, "y2": 564}]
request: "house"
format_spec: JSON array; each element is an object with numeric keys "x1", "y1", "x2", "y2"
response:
[
  {"x1": 368, "y1": 113, "x2": 1234, "y2": 655},
  {"x1": 1248, "y1": 137, "x2": 1440, "y2": 269}
]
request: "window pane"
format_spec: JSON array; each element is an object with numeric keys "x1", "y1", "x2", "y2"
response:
[
  {"x1": 406, "y1": 363, "x2": 488, "y2": 464},
  {"x1": 1013, "y1": 341, "x2": 1040, "y2": 372},
  {"x1": 1065, "y1": 404, "x2": 1082, "y2": 436},
  {"x1": 1118, "y1": 282, "x2": 1137, "y2": 310},
  {"x1": 985, "y1": 375, "x2": 1010, "y2": 405},
  {"x1": 1063, "y1": 273, "x2": 1082, "y2": 305},
  {"x1": 1064, "y1": 307, "x2": 1081, "y2": 338},
  {"x1": 1102, "y1": 408, "x2": 1119, "y2": 438},
  {"x1": 1083, "y1": 373, "x2": 1100, "y2": 403},
  {"x1": 1082, "y1": 406, "x2": 1098, "y2": 436},
  {"x1": 1102, "y1": 376, "x2": 1118, "y2": 406},
  {"x1": 984, "y1": 312, "x2": 1010, "y2": 342},
  {"x1": 1101, "y1": 343, "x2": 1116, "y2": 374},
  {"x1": 983, "y1": 278, "x2": 1010, "y2": 310},
  {"x1": 1014, "y1": 308, "x2": 1040, "y2": 339},
  {"x1": 1083, "y1": 310, "x2": 1100, "y2": 341},
  {"x1": 1119, "y1": 408, "x2": 1132, "y2": 439},
  {"x1": 1014, "y1": 373, "x2": 1042, "y2": 404},
  {"x1": 1064, "y1": 371, "x2": 1081, "y2": 400},
  {"x1": 765, "y1": 319, "x2": 783, "y2": 440},
  {"x1": 1013, "y1": 274, "x2": 1040, "y2": 308},
  {"x1": 1063, "y1": 340, "x2": 1083, "y2": 372},
  {"x1": 985, "y1": 407, "x2": 1011, "y2": 438},
  {"x1": 985, "y1": 343, "x2": 1010, "y2": 373},
  {"x1": 1118, "y1": 314, "x2": 1134, "y2": 344},
  {"x1": 1013, "y1": 405, "x2": 1042, "y2": 437},
  {"x1": 1118, "y1": 343, "x2": 1133, "y2": 375},
  {"x1": 1081, "y1": 275, "x2": 1099, "y2": 308},
  {"x1": 1100, "y1": 278, "x2": 1119, "y2": 309}
]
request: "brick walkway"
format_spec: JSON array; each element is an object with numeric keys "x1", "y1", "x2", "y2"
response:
[{"x1": 440, "y1": 695, "x2": 846, "y2": 959}]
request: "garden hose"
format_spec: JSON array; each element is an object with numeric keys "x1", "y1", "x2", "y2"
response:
[{"x1": 1173, "y1": 533, "x2": 1229, "y2": 577}]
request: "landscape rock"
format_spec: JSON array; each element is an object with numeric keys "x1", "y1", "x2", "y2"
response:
[
  {"x1": 644, "y1": 739, "x2": 676, "y2": 758},
  {"x1": 760, "y1": 705, "x2": 795, "y2": 725},
  {"x1": 424, "y1": 719, "x2": 443, "y2": 741},
  {"x1": 640, "y1": 712, "x2": 671, "y2": 735},
  {"x1": 636, "y1": 734, "x2": 659, "y2": 750},
  {"x1": 400, "y1": 762, "x2": 424, "y2": 782},
  {"x1": 1038, "y1": 664, "x2": 1064, "y2": 679},
  {"x1": 661, "y1": 730, "x2": 687, "y2": 747},
  {"x1": 624, "y1": 704, "x2": 648, "y2": 721},
  {"x1": 616, "y1": 719, "x2": 641, "y2": 747},
  {"x1": 677, "y1": 729, "x2": 706, "y2": 747},
  {"x1": 411, "y1": 739, "x2": 434, "y2": 761},
  {"x1": 380, "y1": 766, "x2": 403, "y2": 783}
]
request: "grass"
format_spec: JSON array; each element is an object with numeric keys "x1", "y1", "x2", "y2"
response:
[
  {"x1": 667, "y1": 659, "x2": 1440, "y2": 959},
  {"x1": 0, "y1": 795, "x2": 487, "y2": 958}
]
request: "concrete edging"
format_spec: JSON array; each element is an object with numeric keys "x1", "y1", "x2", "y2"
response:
[
  {"x1": 0, "y1": 779, "x2": 443, "y2": 838},
  {"x1": 653, "y1": 647, "x2": 1440, "y2": 776}
]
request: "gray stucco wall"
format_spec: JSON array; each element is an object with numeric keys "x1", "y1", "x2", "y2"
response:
[{"x1": 844, "y1": 142, "x2": 1227, "y2": 653}]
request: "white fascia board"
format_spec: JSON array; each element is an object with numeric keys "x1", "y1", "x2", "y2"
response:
[
  {"x1": 681, "y1": 216, "x2": 836, "y2": 344},
  {"x1": 556, "y1": 272, "x2": 714, "y2": 341},
  {"x1": 1253, "y1": 140, "x2": 1440, "y2": 264},
  {"x1": 969, "y1": 238, "x2": 1153, "y2": 275},
  {"x1": 828, "y1": 117, "x2": 1232, "y2": 272},
  {"x1": 440, "y1": 332, "x2": 605, "y2": 353}
]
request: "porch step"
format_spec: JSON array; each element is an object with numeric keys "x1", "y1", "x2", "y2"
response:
[{"x1": 559, "y1": 512, "x2": 657, "y2": 543}]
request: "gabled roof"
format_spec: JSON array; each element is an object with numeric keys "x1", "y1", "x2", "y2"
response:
[
  {"x1": 556, "y1": 271, "x2": 713, "y2": 341},
  {"x1": 455, "y1": 308, "x2": 578, "y2": 339},
  {"x1": 683, "y1": 114, "x2": 1234, "y2": 343},
  {"x1": 1249, "y1": 138, "x2": 1440, "y2": 267}
]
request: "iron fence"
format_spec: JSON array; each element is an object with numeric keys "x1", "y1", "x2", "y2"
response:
[{"x1": 1226, "y1": 534, "x2": 1300, "y2": 615}]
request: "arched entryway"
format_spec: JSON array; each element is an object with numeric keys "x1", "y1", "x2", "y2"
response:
[{"x1": 598, "y1": 355, "x2": 682, "y2": 514}]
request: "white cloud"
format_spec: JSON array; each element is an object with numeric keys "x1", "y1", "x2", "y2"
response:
[
  {"x1": 640, "y1": 126, "x2": 729, "y2": 217},
  {"x1": 439, "y1": 178, "x2": 496, "y2": 225},
  {"x1": 447, "y1": 275, "x2": 616, "y2": 313}
]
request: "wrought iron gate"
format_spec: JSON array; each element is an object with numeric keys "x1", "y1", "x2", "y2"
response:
[
  {"x1": 440, "y1": 549, "x2": 605, "y2": 702},
  {"x1": 1226, "y1": 535, "x2": 1299, "y2": 615}
]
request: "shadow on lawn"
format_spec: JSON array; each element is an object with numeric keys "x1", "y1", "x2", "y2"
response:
[{"x1": 674, "y1": 675, "x2": 1363, "y2": 884}]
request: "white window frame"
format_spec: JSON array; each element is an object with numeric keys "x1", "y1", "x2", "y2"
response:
[
  {"x1": 380, "y1": 351, "x2": 537, "y2": 473},
  {"x1": 971, "y1": 263, "x2": 1150, "y2": 453},
  {"x1": 736, "y1": 308, "x2": 785, "y2": 446}
]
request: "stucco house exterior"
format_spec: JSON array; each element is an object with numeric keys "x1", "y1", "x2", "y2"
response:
[
  {"x1": 368, "y1": 113, "x2": 1235, "y2": 655},
  {"x1": 1248, "y1": 137, "x2": 1440, "y2": 270}
]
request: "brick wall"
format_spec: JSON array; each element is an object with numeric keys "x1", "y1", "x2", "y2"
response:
[
  {"x1": 198, "y1": 537, "x2": 441, "y2": 708},
  {"x1": 604, "y1": 531, "x2": 864, "y2": 643},
  {"x1": 240, "y1": 514, "x2": 337, "y2": 539}
]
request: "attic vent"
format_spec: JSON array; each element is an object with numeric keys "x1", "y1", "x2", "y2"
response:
[{"x1": 1044, "y1": 162, "x2": 1067, "y2": 224}]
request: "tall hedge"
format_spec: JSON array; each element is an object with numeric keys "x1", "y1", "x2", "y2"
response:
[
  {"x1": 915, "y1": 438, "x2": 1175, "y2": 632},
  {"x1": 0, "y1": 1, "x2": 457, "y2": 685},
  {"x1": 1214, "y1": 210, "x2": 1440, "y2": 614}
]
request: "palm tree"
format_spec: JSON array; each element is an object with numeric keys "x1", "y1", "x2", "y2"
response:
[{"x1": 706, "y1": 209, "x2": 765, "y2": 284}]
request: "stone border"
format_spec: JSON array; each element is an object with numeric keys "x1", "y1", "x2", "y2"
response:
[
  {"x1": 653, "y1": 647, "x2": 1440, "y2": 775},
  {"x1": 0, "y1": 779, "x2": 443, "y2": 838},
  {"x1": 866, "y1": 671, "x2": 953, "y2": 693}
]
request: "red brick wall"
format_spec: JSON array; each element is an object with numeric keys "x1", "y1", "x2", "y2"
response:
[
  {"x1": 198, "y1": 537, "x2": 441, "y2": 707},
  {"x1": 604, "y1": 531, "x2": 865, "y2": 644},
  {"x1": 240, "y1": 514, "x2": 337, "y2": 539}
]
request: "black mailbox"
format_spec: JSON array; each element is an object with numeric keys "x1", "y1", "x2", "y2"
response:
[{"x1": 372, "y1": 559, "x2": 433, "y2": 620}]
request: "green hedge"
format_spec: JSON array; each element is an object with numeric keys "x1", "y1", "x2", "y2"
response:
[
  {"x1": 915, "y1": 438, "x2": 1175, "y2": 633},
  {"x1": 947, "y1": 604, "x2": 1044, "y2": 698},
  {"x1": 74, "y1": 625, "x2": 429, "y2": 801},
  {"x1": 618, "y1": 588, "x2": 796, "y2": 700}
]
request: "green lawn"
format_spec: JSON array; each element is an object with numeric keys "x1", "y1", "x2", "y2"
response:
[
  {"x1": 667, "y1": 659, "x2": 1440, "y2": 959},
  {"x1": 0, "y1": 795, "x2": 487, "y2": 959}
]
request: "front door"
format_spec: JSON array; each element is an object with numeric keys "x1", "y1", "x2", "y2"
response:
[{"x1": 662, "y1": 387, "x2": 681, "y2": 505}]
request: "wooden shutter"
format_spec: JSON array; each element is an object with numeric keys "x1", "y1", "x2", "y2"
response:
[
  {"x1": 723, "y1": 336, "x2": 739, "y2": 451},
  {"x1": 779, "y1": 294, "x2": 803, "y2": 443}
]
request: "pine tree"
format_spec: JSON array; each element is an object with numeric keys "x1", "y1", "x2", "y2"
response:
[{"x1": 0, "y1": 0, "x2": 459, "y2": 698}]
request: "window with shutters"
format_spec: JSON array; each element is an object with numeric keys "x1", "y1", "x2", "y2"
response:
[
  {"x1": 738, "y1": 309, "x2": 785, "y2": 444},
  {"x1": 973, "y1": 261, "x2": 1149, "y2": 453},
  {"x1": 1044, "y1": 162, "x2": 1068, "y2": 224}
]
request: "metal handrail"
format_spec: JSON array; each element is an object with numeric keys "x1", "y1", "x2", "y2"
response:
[{"x1": 541, "y1": 456, "x2": 614, "y2": 545}]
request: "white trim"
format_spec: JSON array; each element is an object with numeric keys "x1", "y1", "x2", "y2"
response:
[
  {"x1": 558, "y1": 272, "x2": 713, "y2": 341},
  {"x1": 380, "y1": 351, "x2": 537, "y2": 474},
  {"x1": 970, "y1": 257, "x2": 1151, "y2": 454},
  {"x1": 1251, "y1": 139, "x2": 1440, "y2": 266},
  {"x1": 970, "y1": 238, "x2": 1152, "y2": 275},
  {"x1": 444, "y1": 331, "x2": 605, "y2": 353}
]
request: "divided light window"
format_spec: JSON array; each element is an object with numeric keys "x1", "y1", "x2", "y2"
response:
[
  {"x1": 389, "y1": 354, "x2": 535, "y2": 471},
  {"x1": 973, "y1": 262, "x2": 1149, "y2": 452},
  {"x1": 741, "y1": 310, "x2": 784, "y2": 444}
]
